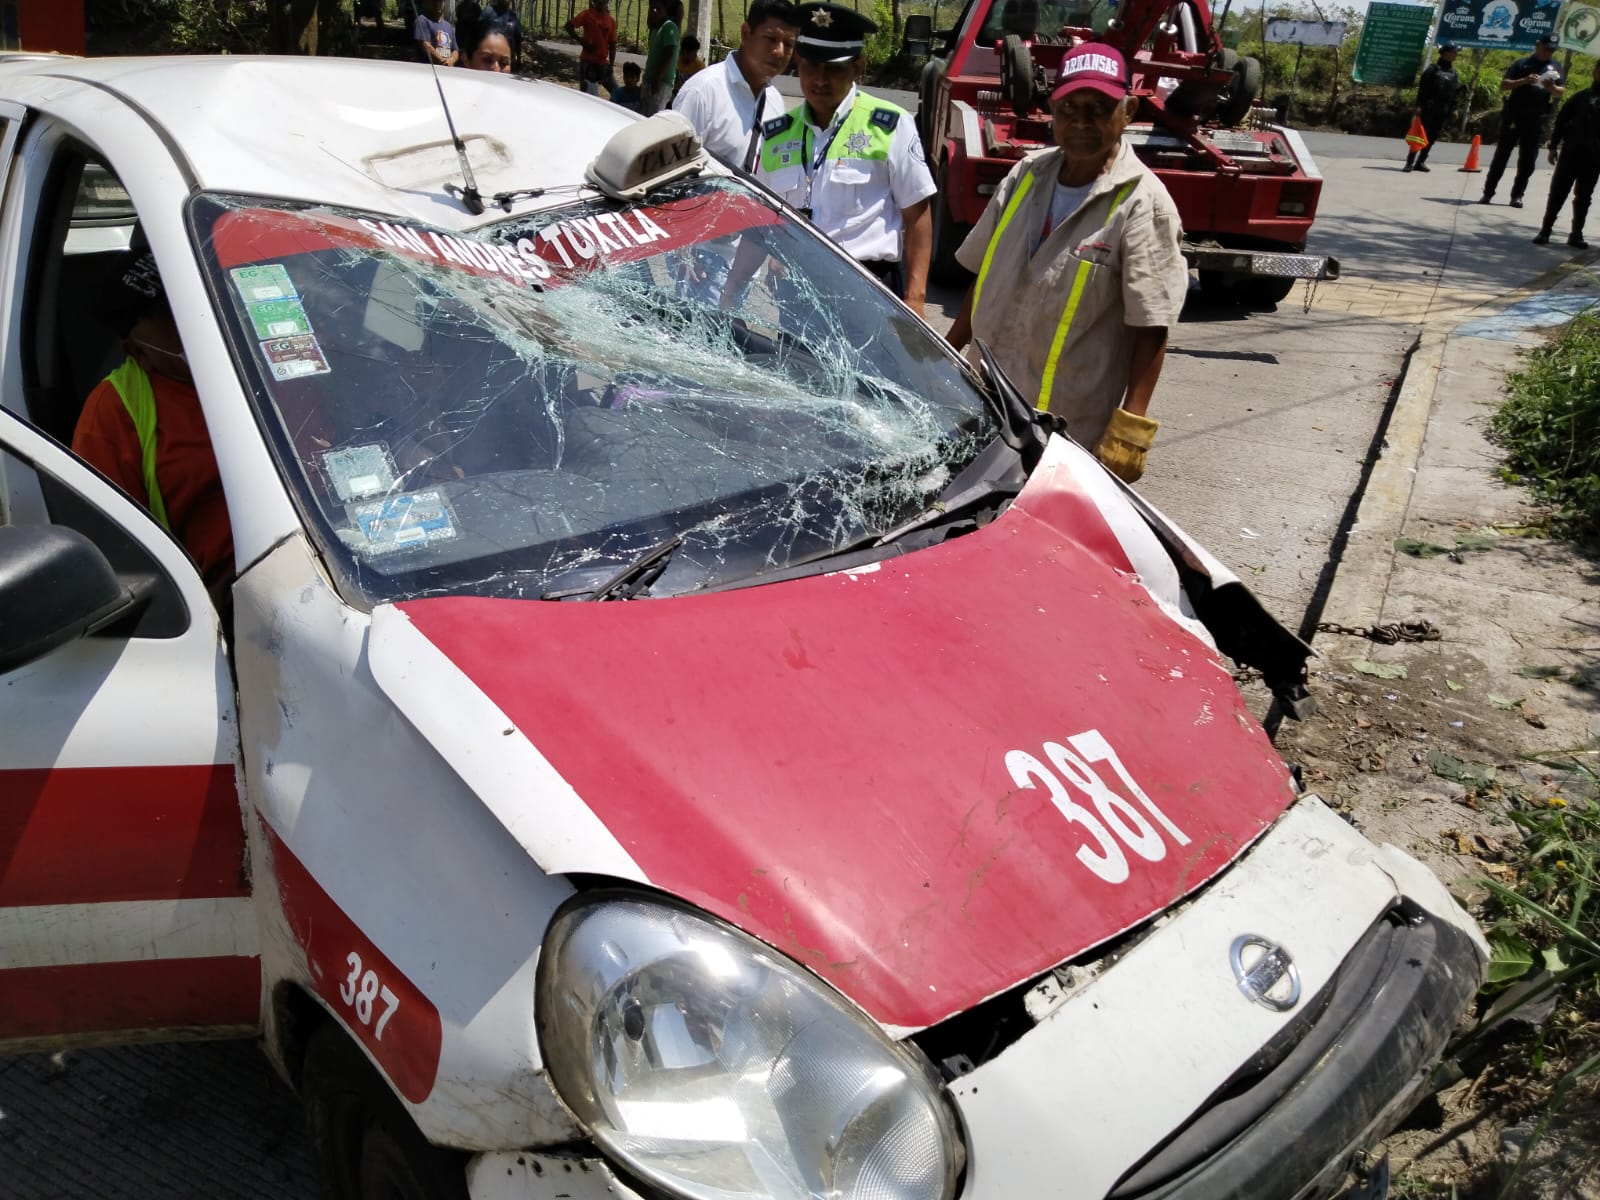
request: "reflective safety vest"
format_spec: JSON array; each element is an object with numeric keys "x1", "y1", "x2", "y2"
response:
[
  {"x1": 105, "y1": 356, "x2": 170, "y2": 531},
  {"x1": 973, "y1": 175, "x2": 1139, "y2": 411},
  {"x1": 757, "y1": 96, "x2": 899, "y2": 183}
]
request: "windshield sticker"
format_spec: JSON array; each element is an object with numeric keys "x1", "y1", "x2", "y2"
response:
[
  {"x1": 349, "y1": 491, "x2": 457, "y2": 555},
  {"x1": 261, "y1": 333, "x2": 331, "y2": 380},
  {"x1": 248, "y1": 297, "x2": 314, "y2": 339},
  {"x1": 323, "y1": 444, "x2": 397, "y2": 503},
  {"x1": 230, "y1": 263, "x2": 299, "y2": 303}
]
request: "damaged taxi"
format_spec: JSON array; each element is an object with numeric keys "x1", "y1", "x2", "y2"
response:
[{"x1": 0, "y1": 55, "x2": 1483, "y2": 1200}]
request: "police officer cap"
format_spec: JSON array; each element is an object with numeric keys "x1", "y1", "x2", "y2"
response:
[
  {"x1": 794, "y1": 3, "x2": 878, "y2": 62},
  {"x1": 1437, "y1": 39, "x2": 1458, "y2": 51},
  {"x1": 1537, "y1": 33, "x2": 1559, "y2": 46}
]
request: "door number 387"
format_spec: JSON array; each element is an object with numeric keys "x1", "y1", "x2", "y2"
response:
[
  {"x1": 1006, "y1": 729, "x2": 1191, "y2": 885},
  {"x1": 340, "y1": 951, "x2": 400, "y2": 1040}
]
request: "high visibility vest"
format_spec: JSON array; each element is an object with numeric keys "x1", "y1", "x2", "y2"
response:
[
  {"x1": 973, "y1": 173, "x2": 1139, "y2": 411},
  {"x1": 104, "y1": 356, "x2": 170, "y2": 531},
  {"x1": 757, "y1": 97, "x2": 899, "y2": 178}
]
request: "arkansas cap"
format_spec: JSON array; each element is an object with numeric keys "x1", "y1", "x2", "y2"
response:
[{"x1": 1049, "y1": 42, "x2": 1129, "y2": 103}]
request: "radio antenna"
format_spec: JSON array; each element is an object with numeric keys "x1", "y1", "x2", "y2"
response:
[{"x1": 431, "y1": 63, "x2": 485, "y2": 215}]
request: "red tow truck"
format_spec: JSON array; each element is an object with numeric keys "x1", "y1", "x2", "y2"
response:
[{"x1": 912, "y1": 0, "x2": 1339, "y2": 303}]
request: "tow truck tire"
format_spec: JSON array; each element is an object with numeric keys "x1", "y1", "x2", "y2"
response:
[
  {"x1": 1236, "y1": 274, "x2": 1297, "y2": 306},
  {"x1": 1001, "y1": 34, "x2": 1036, "y2": 116},
  {"x1": 1200, "y1": 270, "x2": 1298, "y2": 307},
  {"x1": 931, "y1": 157, "x2": 973, "y2": 285},
  {"x1": 302, "y1": 1022, "x2": 469, "y2": 1200},
  {"x1": 1218, "y1": 52, "x2": 1263, "y2": 127},
  {"x1": 918, "y1": 58, "x2": 947, "y2": 149}
]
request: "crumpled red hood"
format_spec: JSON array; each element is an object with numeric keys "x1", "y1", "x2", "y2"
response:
[{"x1": 390, "y1": 451, "x2": 1296, "y2": 1029}]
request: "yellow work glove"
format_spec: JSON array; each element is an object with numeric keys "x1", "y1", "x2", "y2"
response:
[{"x1": 1094, "y1": 408, "x2": 1159, "y2": 484}]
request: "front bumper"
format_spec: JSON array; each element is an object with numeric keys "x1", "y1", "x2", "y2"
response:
[
  {"x1": 1186, "y1": 244, "x2": 1341, "y2": 282},
  {"x1": 465, "y1": 799, "x2": 1485, "y2": 1200},
  {"x1": 949, "y1": 796, "x2": 1484, "y2": 1199},
  {"x1": 1111, "y1": 900, "x2": 1479, "y2": 1199}
]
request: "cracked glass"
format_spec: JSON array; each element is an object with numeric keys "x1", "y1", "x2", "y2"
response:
[{"x1": 191, "y1": 180, "x2": 996, "y2": 604}]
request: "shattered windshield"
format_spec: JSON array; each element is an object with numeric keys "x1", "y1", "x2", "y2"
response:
[{"x1": 191, "y1": 182, "x2": 995, "y2": 604}]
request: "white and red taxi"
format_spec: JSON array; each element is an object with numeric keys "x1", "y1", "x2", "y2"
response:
[{"x1": 0, "y1": 55, "x2": 1483, "y2": 1200}]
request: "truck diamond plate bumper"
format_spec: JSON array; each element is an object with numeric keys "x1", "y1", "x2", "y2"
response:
[{"x1": 1187, "y1": 245, "x2": 1341, "y2": 281}]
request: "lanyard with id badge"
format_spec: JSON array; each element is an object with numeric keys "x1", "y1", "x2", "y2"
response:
[{"x1": 797, "y1": 117, "x2": 847, "y2": 218}]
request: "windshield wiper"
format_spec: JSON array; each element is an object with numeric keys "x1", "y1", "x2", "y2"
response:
[
  {"x1": 975, "y1": 339, "x2": 1049, "y2": 467},
  {"x1": 872, "y1": 476, "x2": 1020, "y2": 547},
  {"x1": 540, "y1": 535, "x2": 684, "y2": 601}
]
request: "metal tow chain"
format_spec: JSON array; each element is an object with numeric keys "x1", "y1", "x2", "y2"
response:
[{"x1": 1315, "y1": 619, "x2": 1441, "y2": 644}]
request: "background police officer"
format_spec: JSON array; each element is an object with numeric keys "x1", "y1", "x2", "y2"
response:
[
  {"x1": 750, "y1": 2, "x2": 936, "y2": 313},
  {"x1": 1535, "y1": 58, "x2": 1600, "y2": 247},
  {"x1": 1405, "y1": 40, "x2": 1460, "y2": 173},
  {"x1": 1483, "y1": 33, "x2": 1565, "y2": 207}
]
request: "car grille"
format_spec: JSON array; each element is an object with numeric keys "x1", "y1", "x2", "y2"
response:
[{"x1": 1106, "y1": 902, "x2": 1480, "y2": 1199}]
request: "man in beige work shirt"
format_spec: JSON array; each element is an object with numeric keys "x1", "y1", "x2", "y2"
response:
[{"x1": 946, "y1": 42, "x2": 1188, "y2": 482}]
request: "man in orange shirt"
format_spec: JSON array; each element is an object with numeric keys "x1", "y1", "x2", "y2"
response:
[
  {"x1": 565, "y1": 0, "x2": 618, "y2": 95},
  {"x1": 72, "y1": 251, "x2": 235, "y2": 595}
]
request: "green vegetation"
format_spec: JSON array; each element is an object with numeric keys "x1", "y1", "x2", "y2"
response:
[
  {"x1": 1472, "y1": 755, "x2": 1600, "y2": 1196},
  {"x1": 1492, "y1": 312, "x2": 1600, "y2": 537},
  {"x1": 1215, "y1": 4, "x2": 1600, "y2": 139}
]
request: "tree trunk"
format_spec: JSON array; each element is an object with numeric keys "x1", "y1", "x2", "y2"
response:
[
  {"x1": 269, "y1": 0, "x2": 322, "y2": 52},
  {"x1": 690, "y1": 0, "x2": 711, "y2": 58},
  {"x1": 891, "y1": 0, "x2": 901, "y2": 45}
]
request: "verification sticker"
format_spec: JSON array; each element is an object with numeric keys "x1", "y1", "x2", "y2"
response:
[
  {"x1": 247, "y1": 298, "x2": 313, "y2": 339},
  {"x1": 261, "y1": 334, "x2": 331, "y2": 381},
  {"x1": 350, "y1": 491, "x2": 457, "y2": 554},
  {"x1": 322, "y1": 444, "x2": 397, "y2": 503},
  {"x1": 230, "y1": 264, "x2": 299, "y2": 303}
]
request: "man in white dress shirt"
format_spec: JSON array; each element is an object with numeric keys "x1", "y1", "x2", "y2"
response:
[{"x1": 672, "y1": 0, "x2": 801, "y2": 172}]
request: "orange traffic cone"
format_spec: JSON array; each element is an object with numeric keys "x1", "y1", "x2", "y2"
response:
[
  {"x1": 1405, "y1": 115, "x2": 1430, "y2": 153},
  {"x1": 1460, "y1": 135, "x2": 1482, "y2": 172}
]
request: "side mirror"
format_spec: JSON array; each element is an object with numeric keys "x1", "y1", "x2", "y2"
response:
[
  {"x1": 0, "y1": 525, "x2": 138, "y2": 674},
  {"x1": 903, "y1": 14, "x2": 934, "y2": 56}
]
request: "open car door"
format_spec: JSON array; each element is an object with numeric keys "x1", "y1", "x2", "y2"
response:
[{"x1": 0, "y1": 407, "x2": 258, "y2": 1050}]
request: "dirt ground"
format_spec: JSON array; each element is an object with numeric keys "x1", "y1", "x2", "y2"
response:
[{"x1": 1276, "y1": 524, "x2": 1600, "y2": 1198}]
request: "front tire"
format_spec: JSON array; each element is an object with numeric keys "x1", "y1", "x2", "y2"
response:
[
  {"x1": 301, "y1": 1022, "x2": 469, "y2": 1200},
  {"x1": 1235, "y1": 274, "x2": 1298, "y2": 306},
  {"x1": 1198, "y1": 270, "x2": 1298, "y2": 307}
]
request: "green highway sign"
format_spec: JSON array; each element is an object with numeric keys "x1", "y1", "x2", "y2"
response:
[{"x1": 1353, "y1": 2, "x2": 1437, "y2": 86}]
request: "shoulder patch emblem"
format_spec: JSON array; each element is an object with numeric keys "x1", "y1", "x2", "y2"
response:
[
  {"x1": 869, "y1": 107, "x2": 900, "y2": 131},
  {"x1": 763, "y1": 115, "x2": 793, "y2": 139}
]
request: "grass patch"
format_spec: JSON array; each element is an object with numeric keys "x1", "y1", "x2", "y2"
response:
[
  {"x1": 1470, "y1": 756, "x2": 1600, "y2": 1194},
  {"x1": 1492, "y1": 314, "x2": 1600, "y2": 538}
]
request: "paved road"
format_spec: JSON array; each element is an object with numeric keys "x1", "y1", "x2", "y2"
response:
[{"x1": 1, "y1": 114, "x2": 1583, "y2": 1197}]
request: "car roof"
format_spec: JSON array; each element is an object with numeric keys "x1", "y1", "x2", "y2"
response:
[{"x1": 0, "y1": 55, "x2": 672, "y2": 230}]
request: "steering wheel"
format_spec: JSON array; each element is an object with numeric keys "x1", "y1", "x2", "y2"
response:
[{"x1": 391, "y1": 429, "x2": 467, "y2": 487}]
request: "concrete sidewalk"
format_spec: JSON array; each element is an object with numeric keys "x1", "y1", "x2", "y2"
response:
[
  {"x1": 1275, "y1": 251, "x2": 1600, "y2": 1198},
  {"x1": 1284, "y1": 262, "x2": 1600, "y2": 884}
]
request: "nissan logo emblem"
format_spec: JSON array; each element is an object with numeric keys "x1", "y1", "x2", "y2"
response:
[{"x1": 1230, "y1": 934, "x2": 1302, "y2": 1012}]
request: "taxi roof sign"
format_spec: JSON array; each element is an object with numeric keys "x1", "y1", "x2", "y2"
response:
[{"x1": 585, "y1": 111, "x2": 709, "y2": 201}]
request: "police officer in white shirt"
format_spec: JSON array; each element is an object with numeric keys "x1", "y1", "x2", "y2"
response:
[
  {"x1": 672, "y1": 0, "x2": 800, "y2": 171},
  {"x1": 749, "y1": 2, "x2": 937, "y2": 314}
]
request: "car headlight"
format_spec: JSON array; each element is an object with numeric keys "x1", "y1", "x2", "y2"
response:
[{"x1": 536, "y1": 894, "x2": 963, "y2": 1200}]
